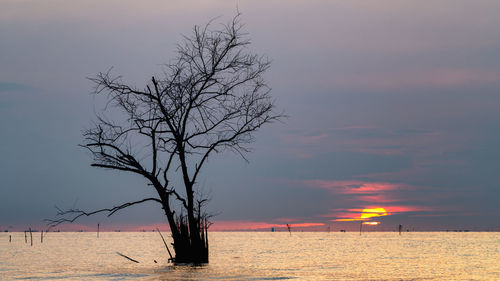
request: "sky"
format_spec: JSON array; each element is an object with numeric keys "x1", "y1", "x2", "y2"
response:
[{"x1": 1, "y1": 0, "x2": 500, "y2": 232}]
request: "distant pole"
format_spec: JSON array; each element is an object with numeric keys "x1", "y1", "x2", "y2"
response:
[
  {"x1": 9, "y1": 235, "x2": 11, "y2": 243},
  {"x1": 97, "y1": 223, "x2": 100, "y2": 238},
  {"x1": 40, "y1": 230, "x2": 43, "y2": 243},
  {"x1": 24, "y1": 231, "x2": 27, "y2": 243},
  {"x1": 398, "y1": 224, "x2": 402, "y2": 235},
  {"x1": 29, "y1": 227, "x2": 33, "y2": 246}
]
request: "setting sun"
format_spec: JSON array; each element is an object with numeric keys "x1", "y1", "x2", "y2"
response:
[
  {"x1": 360, "y1": 208, "x2": 388, "y2": 219},
  {"x1": 334, "y1": 207, "x2": 389, "y2": 221}
]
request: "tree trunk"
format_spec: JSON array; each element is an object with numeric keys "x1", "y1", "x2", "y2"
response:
[
  {"x1": 168, "y1": 215, "x2": 209, "y2": 264},
  {"x1": 162, "y1": 199, "x2": 208, "y2": 264},
  {"x1": 171, "y1": 232, "x2": 208, "y2": 264}
]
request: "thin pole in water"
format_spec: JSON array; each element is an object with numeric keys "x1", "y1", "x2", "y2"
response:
[
  {"x1": 97, "y1": 223, "x2": 99, "y2": 238},
  {"x1": 24, "y1": 231, "x2": 27, "y2": 243},
  {"x1": 29, "y1": 227, "x2": 33, "y2": 246},
  {"x1": 40, "y1": 230, "x2": 43, "y2": 243},
  {"x1": 156, "y1": 228, "x2": 174, "y2": 262},
  {"x1": 9, "y1": 235, "x2": 11, "y2": 243}
]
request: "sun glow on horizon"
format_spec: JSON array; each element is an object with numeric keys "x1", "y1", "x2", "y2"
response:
[
  {"x1": 334, "y1": 207, "x2": 389, "y2": 221},
  {"x1": 360, "y1": 208, "x2": 388, "y2": 219}
]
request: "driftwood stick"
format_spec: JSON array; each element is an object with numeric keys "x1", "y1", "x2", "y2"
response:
[
  {"x1": 156, "y1": 228, "x2": 174, "y2": 262},
  {"x1": 116, "y1": 252, "x2": 139, "y2": 263}
]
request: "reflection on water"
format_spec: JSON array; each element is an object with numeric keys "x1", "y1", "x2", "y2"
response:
[{"x1": 0, "y1": 232, "x2": 498, "y2": 280}]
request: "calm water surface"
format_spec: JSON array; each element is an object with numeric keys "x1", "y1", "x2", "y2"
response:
[{"x1": 0, "y1": 232, "x2": 498, "y2": 280}]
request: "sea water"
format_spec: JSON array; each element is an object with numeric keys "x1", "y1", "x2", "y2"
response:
[{"x1": 0, "y1": 232, "x2": 498, "y2": 280}]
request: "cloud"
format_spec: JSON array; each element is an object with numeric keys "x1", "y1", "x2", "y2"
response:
[
  {"x1": 357, "y1": 194, "x2": 399, "y2": 203},
  {"x1": 304, "y1": 179, "x2": 440, "y2": 221},
  {"x1": 303, "y1": 180, "x2": 407, "y2": 194},
  {"x1": 352, "y1": 206, "x2": 435, "y2": 213},
  {"x1": 210, "y1": 220, "x2": 324, "y2": 231},
  {"x1": 280, "y1": 126, "x2": 444, "y2": 159},
  {"x1": 303, "y1": 179, "x2": 415, "y2": 206},
  {"x1": 280, "y1": 132, "x2": 329, "y2": 145}
]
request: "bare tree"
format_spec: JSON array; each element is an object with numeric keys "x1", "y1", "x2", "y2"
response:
[{"x1": 47, "y1": 14, "x2": 282, "y2": 263}]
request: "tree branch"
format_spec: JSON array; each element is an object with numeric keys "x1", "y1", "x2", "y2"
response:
[{"x1": 46, "y1": 198, "x2": 162, "y2": 227}]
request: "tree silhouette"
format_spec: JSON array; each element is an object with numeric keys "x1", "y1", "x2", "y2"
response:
[{"x1": 47, "y1": 14, "x2": 282, "y2": 263}]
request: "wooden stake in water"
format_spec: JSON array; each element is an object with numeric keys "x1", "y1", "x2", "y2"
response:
[
  {"x1": 24, "y1": 231, "x2": 27, "y2": 243},
  {"x1": 40, "y1": 230, "x2": 43, "y2": 243},
  {"x1": 29, "y1": 227, "x2": 33, "y2": 246},
  {"x1": 156, "y1": 228, "x2": 174, "y2": 262},
  {"x1": 97, "y1": 223, "x2": 100, "y2": 238},
  {"x1": 399, "y1": 224, "x2": 402, "y2": 235},
  {"x1": 9, "y1": 235, "x2": 11, "y2": 243}
]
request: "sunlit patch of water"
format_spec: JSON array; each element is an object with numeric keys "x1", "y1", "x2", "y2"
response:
[{"x1": 0, "y1": 232, "x2": 498, "y2": 280}]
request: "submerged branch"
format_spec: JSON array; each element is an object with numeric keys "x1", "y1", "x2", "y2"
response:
[{"x1": 116, "y1": 252, "x2": 140, "y2": 263}]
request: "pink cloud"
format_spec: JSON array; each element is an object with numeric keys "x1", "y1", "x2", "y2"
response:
[
  {"x1": 303, "y1": 179, "x2": 440, "y2": 218},
  {"x1": 281, "y1": 133, "x2": 329, "y2": 145},
  {"x1": 19, "y1": 220, "x2": 325, "y2": 232},
  {"x1": 357, "y1": 194, "x2": 399, "y2": 203},
  {"x1": 303, "y1": 180, "x2": 407, "y2": 194},
  {"x1": 303, "y1": 180, "x2": 413, "y2": 205},
  {"x1": 210, "y1": 220, "x2": 324, "y2": 231},
  {"x1": 356, "y1": 205, "x2": 436, "y2": 213}
]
